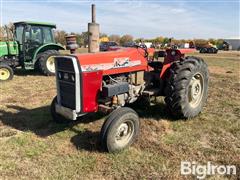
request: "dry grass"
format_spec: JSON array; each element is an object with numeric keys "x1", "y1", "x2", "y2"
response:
[{"x1": 0, "y1": 50, "x2": 239, "y2": 179}]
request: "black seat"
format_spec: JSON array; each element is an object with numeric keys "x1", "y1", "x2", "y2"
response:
[{"x1": 148, "y1": 61, "x2": 163, "y2": 70}]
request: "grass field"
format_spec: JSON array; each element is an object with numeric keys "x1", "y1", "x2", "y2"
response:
[{"x1": 0, "y1": 50, "x2": 239, "y2": 179}]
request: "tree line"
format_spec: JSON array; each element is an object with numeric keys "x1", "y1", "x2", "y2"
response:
[
  {"x1": 0, "y1": 24, "x2": 226, "y2": 49},
  {"x1": 55, "y1": 31, "x2": 134, "y2": 48},
  {"x1": 56, "y1": 30, "x2": 225, "y2": 49}
]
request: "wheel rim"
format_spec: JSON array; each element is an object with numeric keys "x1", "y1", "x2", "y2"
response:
[
  {"x1": 188, "y1": 72, "x2": 204, "y2": 108},
  {"x1": 114, "y1": 120, "x2": 134, "y2": 147},
  {"x1": 0, "y1": 68, "x2": 10, "y2": 81},
  {"x1": 46, "y1": 56, "x2": 55, "y2": 73}
]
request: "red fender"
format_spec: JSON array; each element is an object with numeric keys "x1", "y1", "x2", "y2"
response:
[{"x1": 160, "y1": 48, "x2": 195, "y2": 79}]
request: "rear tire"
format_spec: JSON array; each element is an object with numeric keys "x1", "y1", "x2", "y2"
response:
[
  {"x1": 51, "y1": 96, "x2": 70, "y2": 124},
  {"x1": 164, "y1": 56, "x2": 209, "y2": 119},
  {"x1": 0, "y1": 64, "x2": 14, "y2": 81},
  {"x1": 100, "y1": 107, "x2": 140, "y2": 153},
  {"x1": 38, "y1": 50, "x2": 59, "y2": 76}
]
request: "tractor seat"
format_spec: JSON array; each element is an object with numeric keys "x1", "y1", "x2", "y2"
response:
[{"x1": 148, "y1": 61, "x2": 163, "y2": 71}]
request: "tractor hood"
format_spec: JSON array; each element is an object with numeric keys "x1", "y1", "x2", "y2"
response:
[{"x1": 74, "y1": 48, "x2": 148, "y2": 75}]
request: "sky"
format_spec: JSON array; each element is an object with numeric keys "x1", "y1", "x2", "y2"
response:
[{"x1": 1, "y1": 0, "x2": 239, "y2": 39}]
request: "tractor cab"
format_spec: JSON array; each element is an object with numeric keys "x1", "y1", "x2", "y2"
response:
[
  {"x1": 14, "y1": 21, "x2": 57, "y2": 65},
  {"x1": 0, "y1": 21, "x2": 64, "y2": 81}
]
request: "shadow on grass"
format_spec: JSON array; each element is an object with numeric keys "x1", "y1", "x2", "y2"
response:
[
  {"x1": 128, "y1": 100, "x2": 177, "y2": 121},
  {"x1": 0, "y1": 101, "x2": 178, "y2": 152},
  {"x1": 70, "y1": 129, "x2": 101, "y2": 152},
  {"x1": 14, "y1": 68, "x2": 42, "y2": 76},
  {"x1": 0, "y1": 105, "x2": 104, "y2": 138}
]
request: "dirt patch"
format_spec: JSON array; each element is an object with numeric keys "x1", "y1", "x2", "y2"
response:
[{"x1": 209, "y1": 66, "x2": 235, "y2": 75}]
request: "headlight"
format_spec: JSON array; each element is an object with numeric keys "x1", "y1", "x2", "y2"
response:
[
  {"x1": 63, "y1": 73, "x2": 69, "y2": 80},
  {"x1": 71, "y1": 74, "x2": 75, "y2": 82},
  {"x1": 58, "y1": 72, "x2": 62, "y2": 79},
  {"x1": 58, "y1": 72, "x2": 74, "y2": 82}
]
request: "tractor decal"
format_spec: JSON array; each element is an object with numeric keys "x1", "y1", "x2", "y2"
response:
[
  {"x1": 113, "y1": 57, "x2": 130, "y2": 68},
  {"x1": 81, "y1": 59, "x2": 141, "y2": 72}
]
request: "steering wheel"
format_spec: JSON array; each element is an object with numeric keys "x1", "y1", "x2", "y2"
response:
[
  {"x1": 136, "y1": 44, "x2": 149, "y2": 58},
  {"x1": 139, "y1": 44, "x2": 147, "y2": 50},
  {"x1": 171, "y1": 45, "x2": 178, "y2": 50},
  {"x1": 26, "y1": 39, "x2": 41, "y2": 47}
]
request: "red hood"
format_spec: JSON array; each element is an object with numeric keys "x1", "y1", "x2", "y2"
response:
[{"x1": 74, "y1": 47, "x2": 148, "y2": 75}]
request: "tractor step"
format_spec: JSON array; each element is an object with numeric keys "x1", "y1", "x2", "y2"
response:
[
  {"x1": 24, "y1": 62, "x2": 34, "y2": 70},
  {"x1": 142, "y1": 88, "x2": 160, "y2": 96}
]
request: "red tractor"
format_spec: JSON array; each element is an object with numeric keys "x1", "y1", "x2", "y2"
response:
[{"x1": 51, "y1": 46, "x2": 209, "y2": 153}]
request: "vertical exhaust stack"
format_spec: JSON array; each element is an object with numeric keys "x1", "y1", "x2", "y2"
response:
[{"x1": 88, "y1": 4, "x2": 100, "y2": 53}]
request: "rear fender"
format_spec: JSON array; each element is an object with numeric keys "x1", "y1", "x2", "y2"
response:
[
  {"x1": 32, "y1": 43, "x2": 65, "y2": 64},
  {"x1": 160, "y1": 49, "x2": 183, "y2": 79},
  {"x1": 160, "y1": 48, "x2": 195, "y2": 79}
]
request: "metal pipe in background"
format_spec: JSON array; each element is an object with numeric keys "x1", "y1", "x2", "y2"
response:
[{"x1": 92, "y1": 4, "x2": 96, "y2": 23}]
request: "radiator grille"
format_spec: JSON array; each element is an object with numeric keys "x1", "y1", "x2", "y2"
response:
[{"x1": 55, "y1": 57, "x2": 76, "y2": 110}]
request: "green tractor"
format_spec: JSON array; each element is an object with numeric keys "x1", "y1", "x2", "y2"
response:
[{"x1": 0, "y1": 21, "x2": 65, "y2": 81}]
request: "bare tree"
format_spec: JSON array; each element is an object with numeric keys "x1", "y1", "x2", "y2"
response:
[
  {"x1": 81, "y1": 31, "x2": 89, "y2": 48},
  {"x1": 0, "y1": 23, "x2": 14, "y2": 41},
  {"x1": 194, "y1": 39, "x2": 208, "y2": 49},
  {"x1": 100, "y1": 33, "x2": 108, "y2": 38},
  {"x1": 109, "y1": 34, "x2": 120, "y2": 44},
  {"x1": 54, "y1": 30, "x2": 67, "y2": 45},
  {"x1": 120, "y1": 34, "x2": 133, "y2": 45}
]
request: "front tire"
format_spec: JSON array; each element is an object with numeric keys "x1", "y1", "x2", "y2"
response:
[
  {"x1": 38, "y1": 50, "x2": 59, "y2": 76},
  {"x1": 164, "y1": 56, "x2": 209, "y2": 119},
  {"x1": 100, "y1": 107, "x2": 140, "y2": 153},
  {"x1": 0, "y1": 64, "x2": 14, "y2": 81},
  {"x1": 51, "y1": 96, "x2": 70, "y2": 123}
]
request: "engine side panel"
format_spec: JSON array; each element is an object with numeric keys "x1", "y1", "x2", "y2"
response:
[{"x1": 81, "y1": 71, "x2": 103, "y2": 112}]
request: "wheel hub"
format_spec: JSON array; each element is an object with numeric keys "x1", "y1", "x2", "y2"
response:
[
  {"x1": 191, "y1": 79, "x2": 201, "y2": 99},
  {"x1": 115, "y1": 121, "x2": 134, "y2": 146},
  {"x1": 116, "y1": 123, "x2": 129, "y2": 138},
  {"x1": 189, "y1": 73, "x2": 204, "y2": 108},
  {"x1": 46, "y1": 56, "x2": 55, "y2": 73},
  {"x1": 0, "y1": 68, "x2": 10, "y2": 80}
]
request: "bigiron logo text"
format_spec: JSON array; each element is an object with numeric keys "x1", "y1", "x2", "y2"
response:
[{"x1": 181, "y1": 161, "x2": 237, "y2": 179}]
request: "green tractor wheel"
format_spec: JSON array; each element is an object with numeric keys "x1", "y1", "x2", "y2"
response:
[
  {"x1": 46, "y1": 56, "x2": 55, "y2": 73},
  {"x1": 37, "y1": 50, "x2": 60, "y2": 76},
  {"x1": 0, "y1": 64, "x2": 14, "y2": 81}
]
